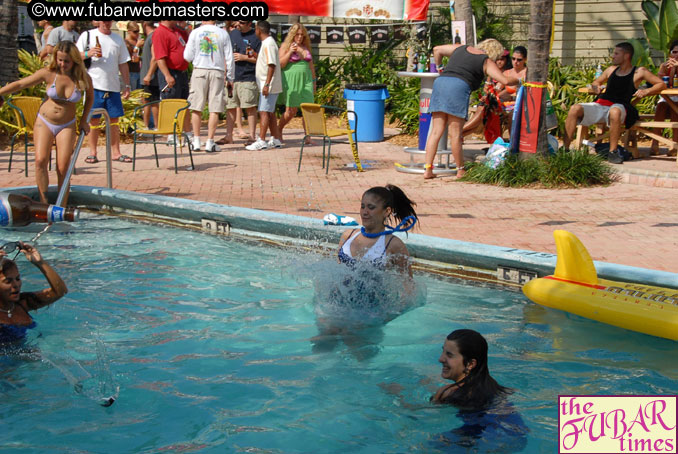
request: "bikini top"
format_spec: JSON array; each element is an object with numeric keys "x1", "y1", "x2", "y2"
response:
[
  {"x1": 0, "y1": 298, "x2": 36, "y2": 344},
  {"x1": 338, "y1": 230, "x2": 395, "y2": 267},
  {"x1": 289, "y1": 47, "x2": 312, "y2": 63},
  {"x1": 46, "y1": 74, "x2": 82, "y2": 103}
]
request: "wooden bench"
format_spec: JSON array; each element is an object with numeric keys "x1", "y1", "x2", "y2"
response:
[
  {"x1": 574, "y1": 87, "x2": 678, "y2": 164},
  {"x1": 575, "y1": 117, "x2": 678, "y2": 160}
]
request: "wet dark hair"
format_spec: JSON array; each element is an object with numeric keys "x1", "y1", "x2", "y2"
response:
[
  {"x1": 441, "y1": 329, "x2": 511, "y2": 410},
  {"x1": 513, "y1": 45, "x2": 527, "y2": 59},
  {"x1": 616, "y1": 42, "x2": 634, "y2": 58},
  {"x1": 362, "y1": 184, "x2": 418, "y2": 230},
  {"x1": 0, "y1": 258, "x2": 18, "y2": 275},
  {"x1": 669, "y1": 40, "x2": 678, "y2": 52}
]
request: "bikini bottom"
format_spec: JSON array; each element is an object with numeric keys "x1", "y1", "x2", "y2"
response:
[{"x1": 37, "y1": 113, "x2": 76, "y2": 136}]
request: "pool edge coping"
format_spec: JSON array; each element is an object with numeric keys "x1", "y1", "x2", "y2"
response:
[{"x1": 5, "y1": 185, "x2": 678, "y2": 290}]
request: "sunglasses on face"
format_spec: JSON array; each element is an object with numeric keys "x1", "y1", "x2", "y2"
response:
[{"x1": 512, "y1": 57, "x2": 524, "y2": 62}]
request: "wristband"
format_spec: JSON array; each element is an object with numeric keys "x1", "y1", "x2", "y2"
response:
[{"x1": 85, "y1": 50, "x2": 88, "y2": 58}]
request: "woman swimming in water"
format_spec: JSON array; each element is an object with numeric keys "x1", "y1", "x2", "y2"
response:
[
  {"x1": 0, "y1": 242, "x2": 68, "y2": 345},
  {"x1": 337, "y1": 184, "x2": 418, "y2": 277},
  {"x1": 432, "y1": 329, "x2": 511, "y2": 409}
]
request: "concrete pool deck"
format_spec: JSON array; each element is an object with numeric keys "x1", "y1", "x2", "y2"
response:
[{"x1": 2, "y1": 125, "x2": 678, "y2": 273}]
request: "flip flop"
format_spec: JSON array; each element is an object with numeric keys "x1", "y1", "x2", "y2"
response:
[
  {"x1": 84, "y1": 155, "x2": 98, "y2": 164},
  {"x1": 115, "y1": 155, "x2": 133, "y2": 163}
]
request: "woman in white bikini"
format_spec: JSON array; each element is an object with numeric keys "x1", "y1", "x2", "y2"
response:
[
  {"x1": 0, "y1": 41, "x2": 93, "y2": 205},
  {"x1": 337, "y1": 184, "x2": 418, "y2": 277}
]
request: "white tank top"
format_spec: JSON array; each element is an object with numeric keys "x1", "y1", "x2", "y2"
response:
[{"x1": 341, "y1": 230, "x2": 390, "y2": 263}]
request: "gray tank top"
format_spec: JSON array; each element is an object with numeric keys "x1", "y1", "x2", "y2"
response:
[{"x1": 441, "y1": 45, "x2": 488, "y2": 91}]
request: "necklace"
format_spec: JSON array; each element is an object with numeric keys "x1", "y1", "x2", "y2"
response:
[{"x1": 0, "y1": 301, "x2": 15, "y2": 319}]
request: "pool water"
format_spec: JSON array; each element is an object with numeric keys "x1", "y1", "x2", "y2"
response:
[{"x1": 1, "y1": 218, "x2": 677, "y2": 453}]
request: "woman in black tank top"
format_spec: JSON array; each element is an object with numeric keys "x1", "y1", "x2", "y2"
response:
[{"x1": 423, "y1": 39, "x2": 519, "y2": 180}]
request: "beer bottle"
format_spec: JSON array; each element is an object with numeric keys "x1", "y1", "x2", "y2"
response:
[{"x1": 0, "y1": 192, "x2": 79, "y2": 227}]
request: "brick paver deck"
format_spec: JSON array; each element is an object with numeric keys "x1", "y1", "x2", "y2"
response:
[{"x1": 2, "y1": 126, "x2": 678, "y2": 273}]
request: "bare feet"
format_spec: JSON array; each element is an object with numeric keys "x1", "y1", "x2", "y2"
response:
[
  {"x1": 423, "y1": 168, "x2": 436, "y2": 179},
  {"x1": 237, "y1": 130, "x2": 249, "y2": 139},
  {"x1": 304, "y1": 137, "x2": 314, "y2": 145},
  {"x1": 216, "y1": 136, "x2": 233, "y2": 145},
  {"x1": 456, "y1": 166, "x2": 466, "y2": 179},
  {"x1": 650, "y1": 141, "x2": 660, "y2": 155}
]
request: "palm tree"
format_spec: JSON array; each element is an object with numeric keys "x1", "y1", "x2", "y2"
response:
[
  {"x1": 0, "y1": 0, "x2": 19, "y2": 86},
  {"x1": 454, "y1": 0, "x2": 475, "y2": 44},
  {"x1": 524, "y1": 0, "x2": 554, "y2": 156}
]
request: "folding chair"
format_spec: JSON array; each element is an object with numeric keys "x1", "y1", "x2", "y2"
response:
[
  {"x1": 6, "y1": 96, "x2": 42, "y2": 176},
  {"x1": 132, "y1": 99, "x2": 194, "y2": 174},
  {"x1": 298, "y1": 103, "x2": 360, "y2": 174}
]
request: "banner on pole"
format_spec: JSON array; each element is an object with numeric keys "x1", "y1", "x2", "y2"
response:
[{"x1": 257, "y1": 0, "x2": 430, "y2": 21}]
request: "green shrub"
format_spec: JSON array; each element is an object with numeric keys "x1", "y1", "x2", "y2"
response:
[
  {"x1": 461, "y1": 148, "x2": 618, "y2": 188},
  {"x1": 1, "y1": 49, "x2": 146, "y2": 137}
]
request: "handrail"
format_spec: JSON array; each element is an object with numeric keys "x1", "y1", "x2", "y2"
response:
[
  {"x1": 54, "y1": 107, "x2": 112, "y2": 209},
  {"x1": 32, "y1": 108, "x2": 112, "y2": 244}
]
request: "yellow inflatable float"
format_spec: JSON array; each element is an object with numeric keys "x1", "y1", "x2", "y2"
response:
[{"x1": 522, "y1": 230, "x2": 678, "y2": 341}]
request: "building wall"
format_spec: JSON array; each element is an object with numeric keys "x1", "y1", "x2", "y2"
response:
[
  {"x1": 488, "y1": 0, "x2": 649, "y2": 64},
  {"x1": 268, "y1": 0, "x2": 451, "y2": 61}
]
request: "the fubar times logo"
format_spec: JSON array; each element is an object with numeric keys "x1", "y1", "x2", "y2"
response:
[{"x1": 559, "y1": 395, "x2": 677, "y2": 453}]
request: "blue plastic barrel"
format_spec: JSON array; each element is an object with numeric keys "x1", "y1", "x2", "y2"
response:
[{"x1": 343, "y1": 84, "x2": 390, "y2": 142}]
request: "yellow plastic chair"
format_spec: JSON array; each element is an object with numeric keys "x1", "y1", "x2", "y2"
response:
[
  {"x1": 132, "y1": 99, "x2": 194, "y2": 174},
  {"x1": 299, "y1": 103, "x2": 359, "y2": 174},
  {"x1": 7, "y1": 96, "x2": 42, "y2": 176}
]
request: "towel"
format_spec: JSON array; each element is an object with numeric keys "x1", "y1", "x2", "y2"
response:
[{"x1": 323, "y1": 213, "x2": 358, "y2": 226}]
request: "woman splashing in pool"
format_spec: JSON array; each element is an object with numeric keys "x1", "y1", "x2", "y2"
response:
[
  {"x1": 0, "y1": 242, "x2": 68, "y2": 346},
  {"x1": 311, "y1": 185, "x2": 422, "y2": 359},
  {"x1": 431, "y1": 329, "x2": 527, "y2": 451},
  {"x1": 337, "y1": 185, "x2": 417, "y2": 276}
]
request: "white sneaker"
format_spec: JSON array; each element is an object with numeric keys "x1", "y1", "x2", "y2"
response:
[
  {"x1": 192, "y1": 137, "x2": 201, "y2": 151},
  {"x1": 167, "y1": 134, "x2": 175, "y2": 144},
  {"x1": 268, "y1": 137, "x2": 282, "y2": 148},
  {"x1": 245, "y1": 138, "x2": 269, "y2": 150},
  {"x1": 205, "y1": 139, "x2": 220, "y2": 153}
]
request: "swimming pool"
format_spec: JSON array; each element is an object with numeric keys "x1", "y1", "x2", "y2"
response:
[{"x1": 1, "y1": 217, "x2": 677, "y2": 453}]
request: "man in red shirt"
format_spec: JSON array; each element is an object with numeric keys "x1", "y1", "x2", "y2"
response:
[{"x1": 153, "y1": 20, "x2": 191, "y2": 138}]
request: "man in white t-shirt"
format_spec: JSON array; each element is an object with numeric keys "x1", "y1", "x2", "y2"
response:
[
  {"x1": 246, "y1": 20, "x2": 283, "y2": 151},
  {"x1": 76, "y1": 21, "x2": 132, "y2": 164},
  {"x1": 184, "y1": 21, "x2": 235, "y2": 153},
  {"x1": 40, "y1": 21, "x2": 79, "y2": 60}
]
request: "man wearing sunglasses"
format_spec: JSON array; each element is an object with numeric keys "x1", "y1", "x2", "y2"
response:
[
  {"x1": 0, "y1": 242, "x2": 67, "y2": 343},
  {"x1": 498, "y1": 46, "x2": 527, "y2": 102}
]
